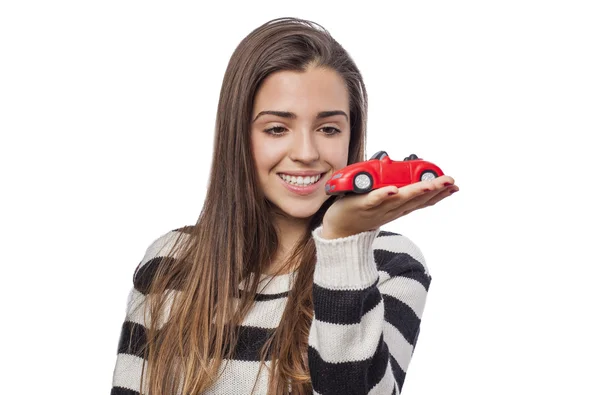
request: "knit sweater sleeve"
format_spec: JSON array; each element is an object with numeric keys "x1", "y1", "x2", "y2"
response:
[
  {"x1": 110, "y1": 286, "x2": 149, "y2": 395},
  {"x1": 308, "y1": 225, "x2": 432, "y2": 395},
  {"x1": 111, "y1": 229, "x2": 184, "y2": 395}
]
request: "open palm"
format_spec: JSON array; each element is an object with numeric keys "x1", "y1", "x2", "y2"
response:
[{"x1": 321, "y1": 175, "x2": 458, "y2": 239}]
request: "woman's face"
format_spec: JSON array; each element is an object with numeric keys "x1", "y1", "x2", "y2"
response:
[{"x1": 251, "y1": 65, "x2": 352, "y2": 219}]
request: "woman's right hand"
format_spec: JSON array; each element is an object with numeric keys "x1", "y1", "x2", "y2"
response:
[{"x1": 321, "y1": 175, "x2": 458, "y2": 239}]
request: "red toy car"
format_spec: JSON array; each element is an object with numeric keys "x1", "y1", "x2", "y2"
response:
[{"x1": 325, "y1": 151, "x2": 444, "y2": 195}]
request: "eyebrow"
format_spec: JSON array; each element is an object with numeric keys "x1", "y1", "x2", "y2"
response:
[{"x1": 252, "y1": 110, "x2": 348, "y2": 123}]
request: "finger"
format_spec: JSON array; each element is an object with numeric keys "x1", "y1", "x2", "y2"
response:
[
  {"x1": 398, "y1": 176, "x2": 454, "y2": 197},
  {"x1": 385, "y1": 183, "x2": 455, "y2": 214},
  {"x1": 434, "y1": 175, "x2": 456, "y2": 188},
  {"x1": 422, "y1": 186, "x2": 459, "y2": 207},
  {"x1": 418, "y1": 184, "x2": 458, "y2": 205},
  {"x1": 364, "y1": 186, "x2": 399, "y2": 209},
  {"x1": 387, "y1": 185, "x2": 458, "y2": 217},
  {"x1": 379, "y1": 182, "x2": 434, "y2": 211},
  {"x1": 368, "y1": 178, "x2": 458, "y2": 210}
]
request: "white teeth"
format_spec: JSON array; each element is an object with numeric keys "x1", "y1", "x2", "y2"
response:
[{"x1": 279, "y1": 173, "x2": 321, "y2": 186}]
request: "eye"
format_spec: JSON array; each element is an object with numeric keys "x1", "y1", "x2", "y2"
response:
[
  {"x1": 321, "y1": 126, "x2": 342, "y2": 136},
  {"x1": 263, "y1": 126, "x2": 287, "y2": 136},
  {"x1": 262, "y1": 126, "x2": 342, "y2": 136}
]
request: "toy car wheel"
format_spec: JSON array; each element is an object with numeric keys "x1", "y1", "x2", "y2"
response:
[
  {"x1": 353, "y1": 172, "x2": 373, "y2": 193},
  {"x1": 420, "y1": 170, "x2": 438, "y2": 181}
]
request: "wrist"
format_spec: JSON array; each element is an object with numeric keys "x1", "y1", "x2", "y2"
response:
[
  {"x1": 311, "y1": 225, "x2": 381, "y2": 289},
  {"x1": 321, "y1": 229, "x2": 346, "y2": 240},
  {"x1": 321, "y1": 224, "x2": 350, "y2": 240},
  {"x1": 320, "y1": 224, "x2": 377, "y2": 240}
]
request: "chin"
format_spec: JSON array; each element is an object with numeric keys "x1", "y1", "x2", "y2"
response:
[{"x1": 271, "y1": 199, "x2": 326, "y2": 220}]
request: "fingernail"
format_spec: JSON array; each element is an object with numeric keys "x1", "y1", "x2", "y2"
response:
[
  {"x1": 388, "y1": 192, "x2": 396, "y2": 196},
  {"x1": 443, "y1": 182, "x2": 452, "y2": 187},
  {"x1": 449, "y1": 189, "x2": 459, "y2": 194},
  {"x1": 423, "y1": 188, "x2": 430, "y2": 192}
]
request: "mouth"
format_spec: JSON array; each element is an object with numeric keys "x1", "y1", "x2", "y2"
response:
[{"x1": 276, "y1": 172, "x2": 328, "y2": 187}]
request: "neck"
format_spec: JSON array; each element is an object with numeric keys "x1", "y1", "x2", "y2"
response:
[{"x1": 265, "y1": 211, "x2": 310, "y2": 276}]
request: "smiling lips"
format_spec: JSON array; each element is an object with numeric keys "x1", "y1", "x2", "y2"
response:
[
  {"x1": 278, "y1": 173, "x2": 324, "y2": 186},
  {"x1": 276, "y1": 171, "x2": 328, "y2": 195}
]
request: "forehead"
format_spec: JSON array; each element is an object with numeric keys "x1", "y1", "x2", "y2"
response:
[{"x1": 252, "y1": 67, "x2": 349, "y2": 115}]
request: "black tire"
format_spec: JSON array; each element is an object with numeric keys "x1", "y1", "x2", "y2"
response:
[
  {"x1": 420, "y1": 170, "x2": 438, "y2": 181},
  {"x1": 352, "y1": 172, "x2": 373, "y2": 193}
]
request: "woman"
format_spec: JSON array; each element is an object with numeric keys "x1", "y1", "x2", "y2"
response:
[{"x1": 111, "y1": 17, "x2": 458, "y2": 395}]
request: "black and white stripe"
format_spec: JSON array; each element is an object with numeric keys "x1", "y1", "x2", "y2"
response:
[
  {"x1": 307, "y1": 227, "x2": 431, "y2": 395},
  {"x1": 111, "y1": 226, "x2": 431, "y2": 394}
]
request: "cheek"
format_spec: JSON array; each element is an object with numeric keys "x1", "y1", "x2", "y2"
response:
[
  {"x1": 321, "y1": 139, "x2": 350, "y2": 168},
  {"x1": 251, "y1": 133, "x2": 282, "y2": 175}
]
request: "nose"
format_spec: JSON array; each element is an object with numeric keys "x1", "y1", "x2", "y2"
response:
[{"x1": 289, "y1": 129, "x2": 320, "y2": 163}]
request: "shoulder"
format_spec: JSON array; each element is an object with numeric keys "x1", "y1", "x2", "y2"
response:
[
  {"x1": 132, "y1": 225, "x2": 195, "y2": 293},
  {"x1": 373, "y1": 228, "x2": 432, "y2": 282}
]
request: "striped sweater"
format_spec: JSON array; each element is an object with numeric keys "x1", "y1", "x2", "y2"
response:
[{"x1": 111, "y1": 224, "x2": 432, "y2": 394}]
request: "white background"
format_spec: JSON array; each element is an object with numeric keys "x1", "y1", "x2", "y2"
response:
[{"x1": 1, "y1": 1, "x2": 599, "y2": 394}]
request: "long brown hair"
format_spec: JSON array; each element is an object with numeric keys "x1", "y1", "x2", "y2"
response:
[{"x1": 137, "y1": 17, "x2": 369, "y2": 394}]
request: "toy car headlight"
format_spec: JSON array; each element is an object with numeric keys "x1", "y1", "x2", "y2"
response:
[{"x1": 332, "y1": 173, "x2": 342, "y2": 180}]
